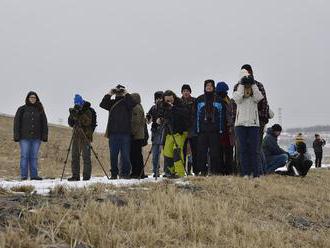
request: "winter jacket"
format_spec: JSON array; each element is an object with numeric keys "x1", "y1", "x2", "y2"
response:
[
  {"x1": 195, "y1": 93, "x2": 225, "y2": 134},
  {"x1": 14, "y1": 105, "x2": 48, "y2": 142},
  {"x1": 163, "y1": 98, "x2": 189, "y2": 135},
  {"x1": 146, "y1": 104, "x2": 163, "y2": 145},
  {"x1": 262, "y1": 128, "x2": 287, "y2": 162},
  {"x1": 233, "y1": 84, "x2": 264, "y2": 127},
  {"x1": 100, "y1": 93, "x2": 136, "y2": 136},
  {"x1": 219, "y1": 95, "x2": 235, "y2": 146},
  {"x1": 68, "y1": 101, "x2": 94, "y2": 142},
  {"x1": 131, "y1": 93, "x2": 145, "y2": 140},
  {"x1": 288, "y1": 143, "x2": 312, "y2": 160},
  {"x1": 232, "y1": 80, "x2": 270, "y2": 127},
  {"x1": 313, "y1": 139, "x2": 326, "y2": 153},
  {"x1": 181, "y1": 96, "x2": 196, "y2": 137}
]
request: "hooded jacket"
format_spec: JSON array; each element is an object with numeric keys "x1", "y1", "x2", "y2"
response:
[
  {"x1": 13, "y1": 91, "x2": 48, "y2": 142},
  {"x1": 262, "y1": 128, "x2": 287, "y2": 161},
  {"x1": 131, "y1": 93, "x2": 145, "y2": 140}
]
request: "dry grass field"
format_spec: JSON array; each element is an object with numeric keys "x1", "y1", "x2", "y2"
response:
[{"x1": 1, "y1": 115, "x2": 330, "y2": 248}]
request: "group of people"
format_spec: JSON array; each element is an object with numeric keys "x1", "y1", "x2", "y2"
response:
[{"x1": 13, "y1": 64, "x2": 327, "y2": 180}]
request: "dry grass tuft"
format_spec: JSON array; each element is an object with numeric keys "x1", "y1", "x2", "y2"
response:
[{"x1": 10, "y1": 185, "x2": 35, "y2": 194}]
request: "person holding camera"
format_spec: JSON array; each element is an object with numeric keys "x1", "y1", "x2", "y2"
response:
[
  {"x1": 14, "y1": 91, "x2": 48, "y2": 180},
  {"x1": 157, "y1": 90, "x2": 189, "y2": 178},
  {"x1": 195, "y1": 80, "x2": 226, "y2": 176},
  {"x1": 100, "y1": 84, "x2": 136, "y2": 179},
  {"x1": 233, "y1": 73, "x2": 264, "y2": 178},
  {"x1": 313, "y1": 134, "x2": 326, "y2": 168},
  {"x1": 262, "y1": 124, "x2": 289, "y2": 174},
  {"x1": 67, "y1": 94, "x2": 95, "y2": 181},
  {"x1": 146, "y1": 91, "x2": 164, "y2": 177}
]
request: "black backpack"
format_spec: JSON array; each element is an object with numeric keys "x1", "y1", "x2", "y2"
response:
[{"x1": 90, "y1": 107, "x2": 97, "y2": 132}]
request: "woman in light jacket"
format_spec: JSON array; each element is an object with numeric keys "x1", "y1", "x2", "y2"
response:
[{"x1": 233, "y1": 71, "x2": 264, "y2": 178}]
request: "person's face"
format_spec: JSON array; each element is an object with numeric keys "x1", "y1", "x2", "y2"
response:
[
  {"x1": 274, "y1": 131, "x2": 281, "y2": 137},
  {"x1": 316, "y1": 135, "x2": 321, "y2": 140},
  {"x1": 182, "y1": 89, "x2": 191, "y2": 99},
  {"x1": 205, "y1": 83, "x2": 214, "y2": 93},
  {"x1": 29, "y1": 95, "x2": 37, "y2": 104},
  {"x1": 164, "y1": 95, "x2": 175, "y2": 105}
]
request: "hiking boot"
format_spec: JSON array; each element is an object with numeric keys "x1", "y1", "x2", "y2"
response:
[
  {"x1": 83, "y1": 177, "x2": 90, "y2": 181},
  {"x1": 21, "y1": 177, "x2": 28, "y2": 181},
  {"x1": 31, "y1": 176, "x2": 43, "y2": 180},
  {"x1": 110, "y1": 175, "x2": 118, "y2": 180},
  {"x1": 119, "y1": 175, "x2": 131, "y2": 180},
  {"x1": 68, "y1": 177, "x2": 80, "y2": 181}
]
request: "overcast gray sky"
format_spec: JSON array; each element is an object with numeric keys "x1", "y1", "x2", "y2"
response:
[{"x1": 0, "y1": 0, "x2": 329, "y2": 131}]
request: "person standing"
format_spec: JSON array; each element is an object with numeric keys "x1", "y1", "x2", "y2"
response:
[
  {"x1": 100, "y1": 85, "x2": 136, "y2": 179},
  {"x1": 233, "y1": 74, "x2": 264, "y2": 178},
  {"x1": 67, "y1": 94, "x2": 94, "y2": 181},
  {"x1": 130, "y1": 93, "x2": 148, "y2": 178},
  {"x1": 14, "y1": 91, "x2": 48, "y2": 180},
  {"x1": 146, "y1": 91, "x2": 164, "y2": 177},
  {"x1": 195, "y1": 80, "x2": 226, "y2": 176},
  {"x1": 216, "y1": 81, "x2": 234, "y2": 175},
  {"x1": 181, "y1": 84, "x2": 198, "y2": 175},
  {"x1": 313, "y1": 134, "x2": 326, "y2": 168}
]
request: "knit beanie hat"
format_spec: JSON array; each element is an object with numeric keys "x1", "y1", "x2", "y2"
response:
[
  {"x1": 74, "y1": 94, "x2": 85, "y2": 106},
  {"x1": 216, "y1": 82, "x2": 229, "y2": 94},
  {"x1": 295, "y1": 133, "x2": 305, "y2": 144},
  {"x1": 181, "y1": 84, "x2": 192, "y2": 93}
]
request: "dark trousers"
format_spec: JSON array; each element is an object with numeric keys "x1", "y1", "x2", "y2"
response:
[
  {"x1": 235, "y1": 126, "x2": 260, "y2": 177},
  {"x1": 183, "y1": 136, "x2": 198, "y2": 174},
  {"x1": 197, "y1": 132, "x2": 221, "y2": 174},
  {"x1": 219, "y1": 145, "x2": 233, "y2": 175},
  {"x1": 130, "y1": 139, "x2": 145, "y2": 177},
  {"x1": 71, "y1": 137, "x2": 92, "y2": 179},
  {"x1": 315, "y1": 152, "x2": 323, "y2": 168},
  {"x1": 109, "y1": 134, "x2": 131, "y2": 177}
]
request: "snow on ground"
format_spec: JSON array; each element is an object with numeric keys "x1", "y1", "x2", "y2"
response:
[{"x1": 0, "y1": 176, "x2": 163, "y2": 195}]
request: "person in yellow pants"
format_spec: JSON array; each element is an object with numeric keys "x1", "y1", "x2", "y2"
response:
[
  {"x1": 163, "y1": 132, "x2": 187, "y2": 177},
  {"x1": 156, "y1": 90, "x2": 189, "y2": 178}
]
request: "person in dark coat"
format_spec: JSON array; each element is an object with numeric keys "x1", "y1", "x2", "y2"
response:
[
  {"x1": 146, "y1": 91, "x2": 164, "y2": 177},
  {"x1": 13, "y1": 91, "x2": 48, "y2": 180},
  {"x1": 67, "y1": 94, "x2": 94, "y2": 181},
  {"x1": 262, "y1": 124, "x2": 289, "y2": 173},
  {"x1": 181, "y1": 84, "x2": 198, "y2": 175},
  {"x1": 216, "y1": 81, "x2": 234, "y2": 175},
  {"x1": 195, "y1": 80, "x2": 226, "y2": 176},
  {"x1": 313, "y1": 134, "x2": 326, "y2": 168},
  {"x1": 158, "y1": 90, "x2": 189, "y2": 177},
  {"x1": 100, "y1": 85, "x2": 136, "y2": 179}
]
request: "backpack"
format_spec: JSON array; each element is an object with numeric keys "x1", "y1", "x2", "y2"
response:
[{"x1": 90, "y1": 107, "x2": 97, "y2": 132}]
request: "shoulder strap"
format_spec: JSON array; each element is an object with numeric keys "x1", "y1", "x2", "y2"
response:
[{"x1": 109, "y1": 99, "x2": 124, "y2": 116}]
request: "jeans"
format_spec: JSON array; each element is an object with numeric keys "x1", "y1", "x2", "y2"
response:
[
  {"x1": 265, "y1": 154, "x2": 288, "y2": 173},
  {"x1": 235, "y1": 127, "x2": 260, "y2": 177},
  {"x1": 109, "y1": 134, "x2": 131, "y2": 177},
  {"x1": 19, "y1": 139, "x2": 41, "y2": 178},
  {"x1": 152, "y1": 144, "x2": 162, "y2": 175}
]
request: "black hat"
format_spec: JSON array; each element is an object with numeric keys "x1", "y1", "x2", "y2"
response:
[
  {"x1": 204, "y1": 79, "x2": 215, "y2": 92},
  {"x1": 271, "y1": 124, "x2": 282, "y2": 132},
  {"x1": 181, "y1": 84, "x2": 192, "y2": 93},
  {"x1": 154, "y1": 91, "x2": 163, "y2": 101},
  {"x1": 241, "y1": 64, "x2": 253, "y2": 75}
]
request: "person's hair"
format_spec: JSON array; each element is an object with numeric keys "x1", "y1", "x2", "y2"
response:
[
  {"x1": 271, "y1": 124, "x2": 282, "y2": 132},
  {"x1": 25, "y1": 91, "x2": 44, "y2": 112},
  {"x1": 163, "y1": 90, "x2": 177, "y2": 98},
  {"x1": 315, "y1": 133, "x2": 320, "y2": 137}
]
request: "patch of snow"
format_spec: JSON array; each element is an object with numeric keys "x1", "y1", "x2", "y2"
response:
[{"x1": 0, "y1": 176, "x2": 163, "y2": 195}]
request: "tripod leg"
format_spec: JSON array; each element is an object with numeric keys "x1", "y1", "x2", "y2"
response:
[
  {"x1": 61, "y1": 128, "x2": 76, "y2": 181},
  {"x1": 139, "y1": 148, "x2": 152, "y2": 179}
]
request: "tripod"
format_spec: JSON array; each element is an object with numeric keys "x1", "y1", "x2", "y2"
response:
[{"x1": 61, "y1": 124, "x2": 110, "y2": 181}]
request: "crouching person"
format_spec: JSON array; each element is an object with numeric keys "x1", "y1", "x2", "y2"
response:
[
  {"x1": 67, "y1": 94, "x2": 95, "y2": 181},
  {"x1": 158, "y1": 90, "x2": 188, "y2": 178},
  {"x1": 276, "y1": 142, "x2": 313, "y2": 177},
  {"x1": 262, "y1": 124, "x2": 289, "y2": 174}
]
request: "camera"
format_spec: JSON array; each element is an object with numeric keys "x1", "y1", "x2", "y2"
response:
[
  {"x1": 241, "y1": 75, "x2": 255, "y2": 86},
  {"x1": 112, "y1": 84, "x2": 126, "y2": 95},
  {"x1": 69, "y1": 105, "x2": 82, "y2": 117}
]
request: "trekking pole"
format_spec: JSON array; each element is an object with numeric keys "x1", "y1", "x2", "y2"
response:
[
  {"x1": 61, "y1": 127, "x2": 77, "y2": 181},
  {"x1": 138, "y1": 147, "x2": 152, "y2": 179},
  {"x1": 76, "y1": 127, "x2": 111, "y2": 180}
]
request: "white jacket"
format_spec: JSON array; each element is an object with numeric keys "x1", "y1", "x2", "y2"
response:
[{"x1": 233, "y1": 84, "x2": 264, "y2": 127}]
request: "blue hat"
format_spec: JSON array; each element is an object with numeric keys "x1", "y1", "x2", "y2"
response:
[
  {"x1": 216, "y1": 82, "x2": 229, "y2": 94},
  {"x1": 74, "y1": 94, "x2": 85, "y2": 106}
]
